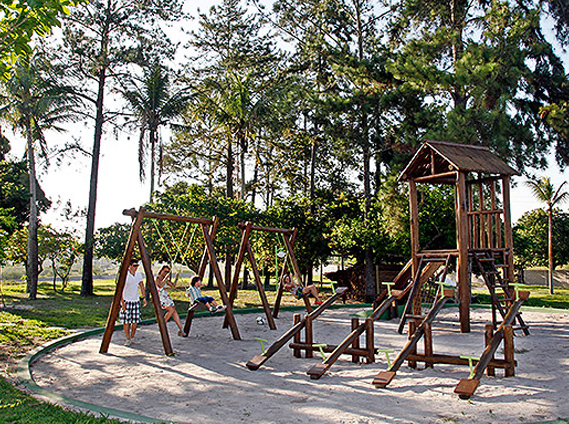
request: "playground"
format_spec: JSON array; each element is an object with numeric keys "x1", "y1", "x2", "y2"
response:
[
  {"x1": 12, "y1": 141, "x2": 569, "y2": 423},
  {"x1": 29, "y1": 306, "x2": 569, "y2": 424}
]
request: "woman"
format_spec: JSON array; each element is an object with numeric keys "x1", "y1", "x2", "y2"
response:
[{"x1": 155, "y1": 265, "x2": 186, "y2": 336}]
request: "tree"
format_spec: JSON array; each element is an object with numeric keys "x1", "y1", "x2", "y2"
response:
[
  {"x1": 514, "y1": 208, "x2": 569, "y2": 282},
  {"x1": 383, "y1": 0, "x2": 569, "y2": 171},
  {"x1": 120, "y1": 62, "x2": 192, "y2": 202},
  {"x1": 0, "y1": 0, "x2": 85, "y2": 78},
  {"x1": 525, "y1": 176, "x2": 569, "y2": 294},
  {"x1": 171, "y1": 0, "x2": 280, "y2": 200},
  {"x1": 58, "y1": 0, "x2": 185, "y2": 296},
  {"x1": 0, "y1": 55, "x2": 74, "y2": 299},
  {"x1": 44, "y1": 227, "x2": 81, "y2": 291}
]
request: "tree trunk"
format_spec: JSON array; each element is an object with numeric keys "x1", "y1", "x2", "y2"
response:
[
  {"x1": 25, "y1": 119, "x2": 38, "y2": 300},
  {"x1": 548, "y1": 207, "x2": 554, "y2": 295},
  {"x1": 149, "y1": 128, "x2": 156, "y2": 202},
  {"x1": 81, "y1": 66, "x2": 107, "y2": 296},
  {"x1": 226, "y1": 137, "x2": 234, "y2": 198}
]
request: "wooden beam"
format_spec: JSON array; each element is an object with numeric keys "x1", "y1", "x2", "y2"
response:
[
  {"x1": 456, "y1": 172, "x2": 470, "y2": 332},
  {"x1": 502, "y1": 176, "x2": 515, "y2": 282},
  {"x1": 123, "y1": 208, "x2": 213, "y2": 225}
]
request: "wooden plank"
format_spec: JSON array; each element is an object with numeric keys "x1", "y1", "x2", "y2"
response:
[
  {"x1": 245, "y1": 239, "x2": 277, "y2": 330},
  {"x1": 123, "y1": 208, "x2": 213, "y2": 225},
  {"x1": 453, "y1": 298, "x2": 525, "y2": 398},
  {"x1": 308, "y1": 294, "x2": 397, "y2": 379}
]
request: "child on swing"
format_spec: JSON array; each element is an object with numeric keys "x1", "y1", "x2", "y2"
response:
[
  {"x1": 155, "y1": 265, "x2": 186, "y2": 337},
  {"x1": 186, "y1": 275, "x2": 226, "y2": 313},
  {"x1": 282, "y1": 273, "x2": 323, "y2": 305}
]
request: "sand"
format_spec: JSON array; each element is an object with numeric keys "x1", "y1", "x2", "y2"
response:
[{"x1": 30, "y1": 307, "x2": 569, "y2": 424}]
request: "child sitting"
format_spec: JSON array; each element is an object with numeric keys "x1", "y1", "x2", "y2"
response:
[
  {"x1": 186, "y1": 276, "x2": 226, "y2": 313},
  {"x1": 282, "y1": 273, "x2": 323, "y2": 305}
]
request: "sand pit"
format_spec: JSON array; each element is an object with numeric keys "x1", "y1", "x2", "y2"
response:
[{"x1": 30, "y1": 307, "x2": 569, "y2": 424}]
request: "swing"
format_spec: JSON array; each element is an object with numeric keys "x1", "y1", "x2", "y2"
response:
[{"x1": 100, "y1": 208, "x2": 241, "y2": 357}]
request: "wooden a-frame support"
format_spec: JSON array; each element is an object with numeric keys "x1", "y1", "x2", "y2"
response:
[
  {"x1": 223, "y1": 222, "x2": 311, "y2": 331},
  {"x1": 100, "y1": 208, "x2": 240, "y2": 356}
]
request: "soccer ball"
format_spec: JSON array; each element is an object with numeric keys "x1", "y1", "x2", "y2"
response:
[{"x1": 256, "y1": 316, "x2": 265, "y2": 325}]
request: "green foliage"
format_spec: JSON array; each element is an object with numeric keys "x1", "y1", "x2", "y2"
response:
[
  {"x1": 384, "y1": 0, "x2": 568, "y2": 171},
  {"x1": 514, "y1": 209, "x2": 569, "y2": 269},
  {"x1": 417, "y1": 185, "x2": 456, "y2": 251},
  {"x1": 94, "y1": 223, "x2": 130, "y2": 262},
  {"x1": 0, "y1": 0, "x2": 85, "y2": 79}
]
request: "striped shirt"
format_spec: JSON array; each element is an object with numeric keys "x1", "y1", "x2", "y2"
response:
[{"x1": 186, "y1": 285, "x2": 201, "y2": 304}]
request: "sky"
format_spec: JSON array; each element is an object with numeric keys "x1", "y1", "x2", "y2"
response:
[{"x1": 5, "y1": 3, "x2": 569, "y2": 235}]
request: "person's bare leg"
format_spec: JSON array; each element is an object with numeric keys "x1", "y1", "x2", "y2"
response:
[
  {"x1": 123, "y1": 324, "x2": 130, "y2": 340},
  {"x1": 172, "y1": 309, "x2": 183, "y2": 331},
  {"x1": 130, "y1": 323, "x2": 138, "y2": 340},
  {"x1": 164, "y1": 307, "x2": 174, "y2": 323}
]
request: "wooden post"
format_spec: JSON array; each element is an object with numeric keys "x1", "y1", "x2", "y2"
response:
[
  {"x1": 293, "y1": 313, "x2": 301, "y2": 358},
  {"x1": 485, "y1": 324, "x2": 495, "y2": 376},
  {"x1": 408, "y1": 320, "x2": 417, "y2": 369},
  {"x1": 365, "y1": 318, "x2": 375, "y2": 364},
  {"x1": 424, "y1": 322, "x2": 433, "y2": 368},
  {"x1": 456, "y1": 172, "x2": 471, "y2": 332},
  {"x1": 305, "y1": 315, "x2": 313, "y2": 358},
  {"x1": 502, "y1": 176, "x2": 515, "y2": 283},
  {"x1": 409, "y1": 180, "x2": 420, "y2": 284},
  {"x1": 138, "y1": 229, "x2": 173, "y2": 356},
  {"x1": 227, "y1": 223, "x2": 252, "y2": 310},
  {"x1": 503, "y1": 325, "x2": 515, "y2": 377},
  {"x1": 100, "y1": 209, "x2": 146, "y2": 354},
  {"x1": 201, "y1": 221, "x2": 241, "y2": 340},
  {"x1": 351, "y1": 318, "x2": 360, "y2": 363}
]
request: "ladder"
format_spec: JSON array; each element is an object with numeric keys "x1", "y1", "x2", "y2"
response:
[{"x1": 470, "y1": 249, "x2": 529, "y2": 335}]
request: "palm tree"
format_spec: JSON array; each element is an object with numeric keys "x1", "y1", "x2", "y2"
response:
[
  {"x1": 525, "y1": 176, "x2": 569, "y2": 294},
  {"x1": 120, "y1": 63, "x2": 192, "y2": 202},
  {"x1": 0, "y1": 55, "x2": 79, "y2": 299}
]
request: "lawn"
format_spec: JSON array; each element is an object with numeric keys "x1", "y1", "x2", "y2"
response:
[{"x1": 1, "y1": 277, "x2": 567, "y2": 423}]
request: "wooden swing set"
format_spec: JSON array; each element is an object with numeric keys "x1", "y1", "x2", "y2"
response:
[
  {"x1": 99, "y1": 207, "x2": 240, "y2": 356},
  {"x1": 224, "y1": 222, "x2": 313, "y2": 331}
]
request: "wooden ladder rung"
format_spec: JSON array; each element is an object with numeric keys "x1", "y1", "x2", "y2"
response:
[{"x1": 405, "y1": 314, "x2": 426, "y2": 320}]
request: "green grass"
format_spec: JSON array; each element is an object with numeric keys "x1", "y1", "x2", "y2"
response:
[
  {"x1": 0, "y1": 377, "x2": 127, "y2": 424},
  {"x1": 472, "y1": 284, "x2": 569, "y2": 310}
]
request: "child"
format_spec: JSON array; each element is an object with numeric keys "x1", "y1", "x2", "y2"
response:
[
  {"x1": 186, "y1": 276, "x2": 225, "y2": 313},
  {"x1": 119, "y1": 258, "x2": 147, "y2": 346},
  {"x1": 282, "y1": 273, "x2": 323, "y2": 305},
  {"x1": 155, "y1": 265, "x2": 186, "y2": 337}
]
